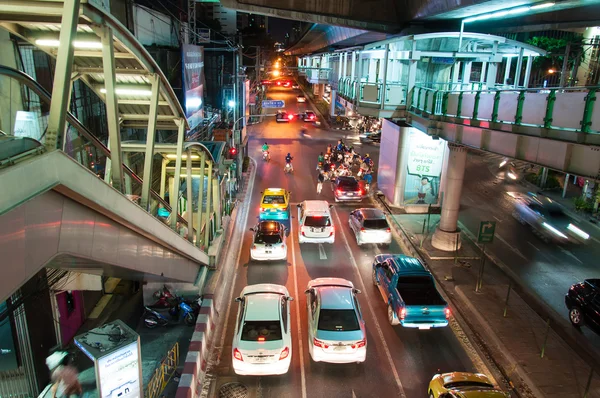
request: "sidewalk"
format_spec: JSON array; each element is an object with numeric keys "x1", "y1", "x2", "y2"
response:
[{"x1": 387, "y1": 211, "x2": 600, "y2": 398}]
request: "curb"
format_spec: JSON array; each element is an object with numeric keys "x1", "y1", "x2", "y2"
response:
[
  {"x1": 454, "y1": 286, "x2": 543, "y2": 398},
  {"x1": 175, "y1": 295, "x2": 216, "y2": 398}
]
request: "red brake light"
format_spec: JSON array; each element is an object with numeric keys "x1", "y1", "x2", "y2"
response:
[
  {"x1": 260, "y1": 207, "x2": 264, "y2": 212},
  {"x1": 313, "y1": 338, "x2": 329, "y2": 349},
  {"x1": 400, "y1": 308, "x2": 406, "y2": 320},
  {"x1": 358, "y1": 189, "x2": 363, "y2": 195},
  {"x1": 233, "y1": 348, "x2": 243, "y2": 361},
  {"x1": 351, "y1": 339, "x2": 366, "y2": 349},
  {"x1": 336, "y1": 189, "x2": 342, "y2": 195},
  {"x1": 310, "y1": 115, "x2": 315, "y2": 120},
  {"x1": 258, "y1": 336, "x2": 265, "y2": 342},
  {"x1": 277, "y1": 81, "x2": 281, "y2": 85},
  {"x1": 360, "y1": 227, "x2": 366, "y2": 232},
  {"x1": 288, "y1": 114, "x2": 294, "y2": 120},
  {"x1": 445, "y1": 308, "x2": 451, "y2": 319},
  {"x1": 279, "y1": 347, "x2": 289, "y2": 360},
  {"x1": 386, "y1": 228, "x2": 391, "y2": 233}
]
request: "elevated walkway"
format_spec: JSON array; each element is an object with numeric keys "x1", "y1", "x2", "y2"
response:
[{"x1": 0, "y1": 149, "x2": 208, "y2": 303}]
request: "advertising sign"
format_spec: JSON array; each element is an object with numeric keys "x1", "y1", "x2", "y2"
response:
[
  {"x1": 403, "y1": 130, "x2": 446, "y2": 205},
  {"x1": 182, "y1": 44, "x2": 205, "y2": 130},
  {"x1": 98, "y1": 341, "x2": 140, "y2": 398}
]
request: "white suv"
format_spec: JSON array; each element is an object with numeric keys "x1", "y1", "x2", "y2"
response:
[
  {"x1": 232, "y1": 284, "x2": 293, "y2": 375},
  {"x1": 297, "y1": 200, "x2": 335, "y2": 244}
]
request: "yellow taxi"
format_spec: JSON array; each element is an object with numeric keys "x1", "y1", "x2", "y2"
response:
[
  {"x1": 259, "y1": 188, "x2": 290, "y2": 221},
  {"x1": 428, "y1": 372, "x2": 510, "y2": 398}
]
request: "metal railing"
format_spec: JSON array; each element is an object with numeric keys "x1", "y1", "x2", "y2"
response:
[
  {"x1": 145, "y1": 342, "x2": 180, "y2": 398},
  {"x1": 410, "y1": 85, "x2": 600, "y2": 134},
  {"x1": 0, "y1": 367, "x2": 30, "y2": 398},
  {"x1": 337, "y1": 77, "x2": 408, "y2": 108}
]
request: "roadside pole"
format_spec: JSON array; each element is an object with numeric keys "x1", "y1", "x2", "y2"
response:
[{"x1": 476, "y1": 221, "x2": 496, "y2": 292}]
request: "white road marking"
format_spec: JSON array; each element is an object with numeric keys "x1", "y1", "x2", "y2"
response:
[
  {"x1": 290, "y1": 218, "x2": 308, "y2": 398},
  {"x1": 592, "y1": 237, "x2": 600, "y2": 245},
  {"x1": 352, "y1": 390, "x2": 357, "y2": 398},
  {"x1": 493, "y1": 216, "x2": 502, "y2": 222},
  {"x1": 527, "y1": 241, "x2": 540, "y2": 251},
  {"x1": 333, "y1": 208, "x2": 406, "y2": 398},
  {"x1": 318, "y1": 243, "x2": 327, "y2": 260},
  {"x1": 559, "y1": 247, "x2": 583, "y2": 264},
  {"x1": 494, "y1": 233, "x2": 528, "y2": 260}
]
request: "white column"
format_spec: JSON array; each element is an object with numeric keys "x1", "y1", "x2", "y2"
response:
[
  {"x1": 204, "y1": 160, "x2": 213, "y2": 247},
  {"x1": 196, "y1": 152, "x2": 206, "y2": 247},
  {"x1": 330, "y1": 90, "x2": 337, "y2": 116},
  {"x1": 213, "y1": 176, "x2": 222, "y2": 230},
  {"x1": 514, "y1": 47, "x2": 525, "y2": 88},
  {"x1": 406, "y1": 60, "x2": 417, "y2": 107},
  {"x1": 350, "y1": 51, "x2": 356, "y2": 82},
  {"x1": 380, "y1": 44, "x2": 390, "y2": 109},
  {"x1": 486, "y1": 63, "x2": 498, "y2": 88},
  {"x1": 140, "y1": 74, "x2": 160, "y2": 211},
  {"x1": 343, "y1": 52, "x2": 348, "y2": 78},
  {"x1": 524, "y1": 56, "x2": 534, "y2": 88},
  {"x1": 338, "y1": 54, "x2": 343, "y2": 84},
  {"x1": 160, "y1": 158, "x2": 168, "y2": 200},
  {"x1": 46, "y1": 0, "x2": 80, "y2": 151},
  {"x1": 462, "y1": 61, "x2": 472, "y2": 86},
  {"x1": 479, "y1": 62, "x2": 487, "y2": 84},
  {"x1": 432, "y1": 144, "x2": 468, "y2": 251},
  {"x1": 101, "y1": 26, "x2": 124, "y2": 193},
  {"x1": 452, "y1": 62, "x2": 461, "y2": 90},
  {"x1": 170, "y1": 119, "x2": 186, "y2": 230},
  {"x1": 503, "y1": 57, "x2": 512, "y2": 86},
  {"x1": 563, "y1": 174, "x2": 570, "y2": 198}
]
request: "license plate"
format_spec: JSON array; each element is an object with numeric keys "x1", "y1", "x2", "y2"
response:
[
  {"x1": 271, "y1": 209, "x2": 276, "y2": 212},
  {"x1": 348, "y1": 192, "x2": 354, "y2": 196},
  {"x1": 418, "y1": 325, "x2": 431, "y2": 330},
  {"x1": 254, "y1": 356, "x2": 268, "y2": 362},
  {"x1": 265, "y1": 251, "x2": 272, "y2": 254},
  {"x1": 334, "y1": 346, "x2": 346, "y2": 352}
]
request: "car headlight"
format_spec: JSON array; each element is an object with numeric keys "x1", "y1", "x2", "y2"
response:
[
  {"x1": 567, "y1": 223, "x2": 589, "y2": 240},
  {"x1": 542, "y1": 222, "x2": 568, "y2": 239},
  {"x1": 507, "y1": 172, "x2": 518, "y2": 180}
]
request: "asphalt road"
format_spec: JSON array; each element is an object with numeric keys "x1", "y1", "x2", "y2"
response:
[
  {"x1": 210, "y1": 85, "x2": 476, "y2": 397},
  {"x1": 458, "y1": 151, "x2": 600, "y2": 348}
]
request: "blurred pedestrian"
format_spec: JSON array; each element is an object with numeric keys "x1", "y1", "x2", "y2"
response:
[
  {"x1": 317, "y1": 171, "x2": 325, "y2": 194},
  {"x1": 46, "y1": 351, "x2": 82, "y2": 398}
]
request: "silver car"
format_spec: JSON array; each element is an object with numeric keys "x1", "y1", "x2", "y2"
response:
[
  {"x1": 511, "y1": 192, "x2": 590, "y2": 244},
  {"x1": 349, "y1": 208, "x2": 392, "y2": 246}
]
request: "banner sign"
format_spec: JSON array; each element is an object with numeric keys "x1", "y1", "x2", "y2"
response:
[{"x1": 182, "y1": 44, "x2": 205, "y2": 130}]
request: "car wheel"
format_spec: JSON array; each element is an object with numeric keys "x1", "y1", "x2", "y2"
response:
[
  {"x1": 144, "y1": 314, "x2": 160, "y2": 329},
  {"x1": 569, "y1": 306, "x2": 584, "y2": 327},
  {"x1": 372, "y1": 268, "x2": 378, "y2": 286},
  {"x1": 387, "y1": 304, "x2": 399, "y2": 326}
]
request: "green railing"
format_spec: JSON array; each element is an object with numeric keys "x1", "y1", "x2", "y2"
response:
[{"x1": 410, "y1": 85, "x2": 600, "y2": 133}]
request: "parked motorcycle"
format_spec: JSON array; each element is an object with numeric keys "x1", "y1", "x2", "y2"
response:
[{"x1": 143, "y1": 296, "x2": 200, "y2": 328}]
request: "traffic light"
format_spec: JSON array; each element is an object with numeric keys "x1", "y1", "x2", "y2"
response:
[{"x1": 229, "y1": 147, "x2": 238, "y2": 156}]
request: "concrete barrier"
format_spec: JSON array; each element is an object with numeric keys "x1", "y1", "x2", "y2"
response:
[{"x1": 175, "y1": 294, "x2": 216, "y2": 398}]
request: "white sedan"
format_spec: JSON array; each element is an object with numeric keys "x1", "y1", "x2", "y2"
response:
[
  {"x1": 232, "y1": 284, "x2": 293, "y2": 375},
  {"x1": 305, "y1": 278, "x2": 367, "y2": 364},
  {"x1": 297, "y1": 95, "x2": 306, "y2": 103},
  {"x1": 349, "y1": 208, "x2": 392, "y2": 246},
  {"x1": 250, "y1": 221, "x2": 288, "y2": 261}
]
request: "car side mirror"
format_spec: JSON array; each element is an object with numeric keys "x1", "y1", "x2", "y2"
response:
[
  {"x1": 235, "y1": 297, "x2": 242, "y2": 302},
  {"x1": 353, "y1": 288, "x2": 362, "y2": 294},
  {"x1": 286, "y1": 296, "x2": 294, "y2": 301}
]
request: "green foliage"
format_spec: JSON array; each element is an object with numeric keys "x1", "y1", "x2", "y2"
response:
[
  {"x1": 545, "y1": 176, "x2": 561, "y2": 190},
  {"x1": 526, "y1": 34, "x2": 585, "y2": 71},
  {"x1": 573, "y1": 196, "x2": 594, "y2": 213}
]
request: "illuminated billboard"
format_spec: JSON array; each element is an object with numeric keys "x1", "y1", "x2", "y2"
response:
[
  {"x1": 98, "y1": 341, "x2": 140, "y2": 398},
  {"x1": 403, "y1": 130, "x2": 445, "y2": 205},
  {"x1": 182, "y1": 44, "x2": 205, "y2": 130}
]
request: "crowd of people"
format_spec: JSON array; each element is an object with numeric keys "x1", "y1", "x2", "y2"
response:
[{"x1": 315, "y1": 139, "x2": 375, "y2": 193}]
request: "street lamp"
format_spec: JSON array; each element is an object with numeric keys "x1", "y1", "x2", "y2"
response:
[{"x1": 228, "y1": 100, "x2": 236, "y2": 108}]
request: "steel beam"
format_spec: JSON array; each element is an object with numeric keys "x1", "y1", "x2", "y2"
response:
[
  {"x1": 170, "y1": 119, "x2": 186, "y2": 230},
  {"x1": 204, "y1": 160, "x2": 213, "y2": 247},
  {"x1": 45, "y1": 0, "x2": 80, "y2": 151},
  {"x1": 196, "y1": 152, "x2": 206, "y2": 248},
  {"x1": 514, "y1": 47, "x2": 524, "y2": 88},
  {"x1": 186, "y1": 149, "x2": 194, "y2": 242},
  {"x1": 101, "y1": 25, "x2": 124, "y2": 192},
  {"x1": 140, "y1": 74, "x2": 161, "y2": 211},
  {"x1": 213, "y1": 176, "x2": 221, "y2": 231}
]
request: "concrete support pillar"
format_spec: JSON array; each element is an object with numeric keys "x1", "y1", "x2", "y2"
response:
[
  {"x1": 380, "y1": 44, "x2": 390, "y2": 109},
  {"x1": 101, "y1": 26, "x2": 124, "y2": 193},
  {"x1": 338, "y1": 54, "x2": 343, "y2": 82},
  {"x1": 160, "y1": 158, "x2": 168, "y2": 200},
  {"x1": 514, "y1": 47, "x2": 525, "y2": 88},
  {"x1": 170, "y1": 119, "x2": 186, "y2": 230},
  {"x1": 204, "y1": 161, "x2": 213, "y2": 247},
  {"x1": 140, "y1": 74, "x2": 160, "y2": 211},
  {"x1": 503, "y1": 57, "x2": 512, "y2": 86},
  {"x1": 213, "y1": 176, "x2": 222, "y2": 231},
  {"x1": 563, "y1": 173, "x2": 570, "y2": 198},
  {"x1": 123, "y1": 155, "x2": 132, "y2": 195},
  {"x1": 524, "y1": 56, "x2": 534, "y2": 88},
  {"x1": 104, "y1": 140, "x2": 111, "y2": 184},
  {"x1": 196, "y1": 153, "x2": 206, "y2": 248},
  {"x1": 452, "y1": 62, "x2": 461, "y2": 90},
  {"x1": 462, "y1": 61, "x2": 472, "y2": 86},
  {"x1": 185, "y1": 149, "x2": 194, "y2": 242},
  {"x1": 432, "y1": 144, "x2": 468, "y2": 251},
  {"x1": 330, "y1": 90, "x2": 337, "y2": 116},
  {"x1": 45, "y1": 0, "x2": 80, "y2": 152}
]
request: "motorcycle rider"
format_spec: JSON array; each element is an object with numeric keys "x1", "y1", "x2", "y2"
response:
[
  {"x1": 317, "y1": 152, "x2": 324, "y2": 170},
  {"x1": 285, "y1": 153, "x2": 294, "y2": 172},
  {"x1": 262, "y1": 142, "x2": 270, "y2": 160},
  {"x1": 336, "y1": 140, "x2": 344, "y2": 152}
]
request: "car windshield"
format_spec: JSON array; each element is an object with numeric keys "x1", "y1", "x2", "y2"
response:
[
  {"x1": 255, "y1": 233, "x2": 282, "y2": 245},
  {"x1": 318, "y1": 309, "x2": 359, "y2": 331},
  {"x1": 241, "y1": 320, "x2": 282, "y2": 341},
  {"x1": 444, "y1": 381, "x2": 494, "y2": 389},
  {"x1": 305, "y1": 216, "x2": 331, "y2": 227},
  {"x1": 263, "y1": 195, "x2": 286, "y2": 205},
  {"x1": 338, "y1": 179, "x2": 359, "y2": 189},
  {"x1": 363, "y1": 219, "x2": 389, "y2": 230},
  {"x1": 546, "y1": 205, "x2": 567, "y2": 218}
]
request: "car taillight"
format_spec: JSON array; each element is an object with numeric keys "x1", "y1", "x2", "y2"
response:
[
  {"x1": 279, "y1": 347, "x2": 289, "y2": 360},
  {"x1": 386, "y1": 228, "x2": 391, "y2": 233},
  {"x1": 281, "y1": 244, "x2": 286, "y2": 249},
  {"x1": 445, "y1": 308, "x2": 451, "y2": 319},
  {"x1": 310, "y1": 115, "x2": 315, "y2": 120},
  {"x1": 288, "y1": 114, "x2": 294, "y2": 120},
  {"x1": 260, "y1": 207, "x2": 264, "y2": 212},
  {"x1": 351, "y1": 339, "x2": 366, "y2": 349},
  {"x1": 358, "y1": 189, "x2": 363, "y2": 195},
  {"x1": 400, "y1": 308, "x2": 406, "y2": 320},
  {"x1": 336, "y1": 189, "x2": 342, "y2": 195},
  {"x1": 233, "y1": 348, "x2": 243, "y2": 361},
  {"x1": 252, "y1": 245, "x2": 256, "y2": 250},
  {"x1": 313, "y1": 338, "x2": 329, "y2": 349},
  {"x1": 360, "y1": 227, "x2": 366, "y2": 233}
]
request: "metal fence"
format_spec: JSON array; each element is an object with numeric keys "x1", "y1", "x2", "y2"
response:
[
  {"x1": 145, "y1": 342, "x2": 180, "y2": 398},
  {"x1": 0, "y1": 367, "x2": 31, "y2": 398}
]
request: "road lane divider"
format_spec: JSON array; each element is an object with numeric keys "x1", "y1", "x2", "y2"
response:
[
  {"x1": 332, "y1": 208, "x2": 407, "y2": 398},
  {"x1": 318, "y1": 243, "x2": 327, "y2": 260},
  {"x1": 290, "y1": 215, "x2": 308, "y2": 398}
]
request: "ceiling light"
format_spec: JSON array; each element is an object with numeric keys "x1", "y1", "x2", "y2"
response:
[
  {"x1": 35, "y1": 39, "x2": 103, "y2": 49},
  {"x1": 463, "y1": 2, "x2": 555, "y2": 24},
  {"x1": 166, "y1": 154, "x2": 200, "y2": 160}
]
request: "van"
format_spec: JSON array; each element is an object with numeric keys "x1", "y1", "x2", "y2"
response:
[{"x1": 297, "y1": 200, "x2": 335, "y2": 244}]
